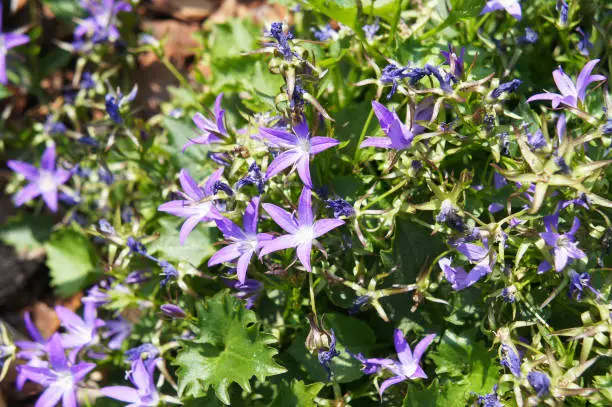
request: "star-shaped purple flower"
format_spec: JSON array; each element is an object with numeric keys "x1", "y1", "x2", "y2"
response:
[
  {"x1": 0, "y1": 5, "x2": 30, "y2": 85},
  {"x1": 101, "y1": 358, "x2": 159, "y2": 407},
  {"x1": 56, "y1": 302, "x2": 105, "y2": 352},
  {"x1": 438, "y1": 257, "x2": 490, "y2": 290},
  {"x1": 260, "y1": 187, "x2": 344, "y2": 272},
  {"x1": 18, "y1": 334, "x2": 96, "y2": 407},
  {"x1": 259, "y1": 118, "x2": 339, "y2": 187},
  {"x1": 75, "y1": 0, "x2": 132, "y2": 43},
  {"x1": 158, "y1": 168, "x2": 224, "y2": 245},
  {"x1": 7, "y1": 144, "x2": 72, "y2": 212},
  {"x1": 526, "y1": 59, "x2": 606, "y2": 109},
  {"x1": 361, "y1": 100, "x2": 432, "y2": 150},
  {"x1": 208, "y1": 198, "x2": 274, "y2": 283},
  {"x1": 182, "y1": 93, "x2": 228, "y2": 151},
  {"x1": 539, "y1": 214, "x2": 586, "y2": 272},
  {"x1": 378, "y1": 330, "x2": 436, "y2": 397},
  {"x1": 481, "y1": 0, "x2": 522, "y2": 21}
]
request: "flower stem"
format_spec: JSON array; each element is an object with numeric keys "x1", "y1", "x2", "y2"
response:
[
  {"x1": 362, "y1": 179, "x2": 408, "y2": 210},
  {"x1": 309, "y1": 272, "x2": 318, "y2": 325}
]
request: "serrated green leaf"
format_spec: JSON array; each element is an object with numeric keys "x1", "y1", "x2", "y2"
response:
[
  {"x1": 148, "y1": 218, "x2": 216, "y2": 266},
  {"x1": 269, "y1": 380, "x2": 324, "y2": 407},
  {"x1": 162, "y1": 117, "x2": 209, "y2": 174},
  {"x1": 0, "y1": 214, "x2": 53, "y2": 251},
  {"x1": 45, "y1": 229, "x2": 99, "y2": 297},
  {"x1": 174, "y1": 292, "x2": 286, "y2": 405}
]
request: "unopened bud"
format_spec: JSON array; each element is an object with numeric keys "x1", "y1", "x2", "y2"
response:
[
  {"x1": 160, "y1": 304, "x2": 186, "y2": 319},
  {"x1": 305, "y1": 314, "x2": 332, "y2": 353}
]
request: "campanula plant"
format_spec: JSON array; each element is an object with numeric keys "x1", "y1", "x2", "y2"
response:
[{"x1": 1, "y1": 0, "x2": 611, "y2": 406}]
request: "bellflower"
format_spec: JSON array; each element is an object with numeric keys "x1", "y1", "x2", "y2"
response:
[
  {"x1": 259, "y1": 118, "x2": 339, "y2": 187},
  {"x1": 318, "y1": 329, "x2": 340, "y2": 380},
  {"x1": 425, "y1": 64, "x2": 456, "y2": 92},
  {"x1": 7, "y1": 144, "x2": 72, "y2": 212},
  {"x1": 325, "y1": 198, "x2": 355, "y2": 218},
  {"x1": 527, "y1": 371, "x2": 551, "y2": 397},
  {"x1": 101, "y1": 358, "x2": 160, "y2": 407},
  {"x1": 18, "y1": 334, "x2": 95, "y2": 407},
  {"x1": 377, "y1": 330, "x2": 436, "y2": 397},
  {"x1": 539, "y1": 214, "x2": 586, "y2": 272},
  {"x1": 182, "y1": 93, "x2": 228, "y2": 151},
  {"x1": 476, "y1": 385, "x2": 503, "y2": 407},
  {"x1": 266, "y1": 22, "x2": 296, "y2": 61},
  {"x1": 260, "y1": 187, "x2": 345, "y2": 272},
  {"x1": 517, "y1": 28, "x2": 538, "y2": 45},
  {"x1": 441, "y1": 45, "x2": 465, "y2": 77},
  {"x1": 75, "y1": 0, "x2": 132, "y2": 43},
  {"x1": 223, "y1": 278, "x2": 263, "y2": 309},
  {"x1": 124, "y1": 344, "x2": 159, "y2": 363},
  {"x1": 236, "y1": 162, "x2": 265, "y2": 194},
  {"x1": 208, "y1": 198, "x2": 274, "y2": 283},
  {"x1": 527, "y1": 129, "x2": 547, "y2": 150},
  {"x1": 381, "y1": 63, "x2": 410, "y2": 99},
  {"x1": 363, "y1": 18, "x2": 380, "y2": 41},
  {"x1": 311, "y1": 24, "x2": 338, "y2": 41},
  {"x1": 105, "y1": 85, "x2": 138, "y2": 124},
  {"x1": 481, "y1": 0, "x2": 522, "y2": 20},
  {"x1": 349, "y1": 351, "x2": 394, "y2": 375},
  {"x1": 500, "y1": 344, "x2": 521, "y2": 377},
  {"x1": 526, "y1": 59, "x2": 606, "y2": 109},
  {"x1": 576, "y1": 27, "x2": 593, "y2": 57},
  {"x1": 160, "y1": 304, "x2": 187, "y2": 319},
  {"x1": 158, "y1": 168, "x2": 224, "y2": 245},
  {"x1": 557, "y1": 0, "x2": 569, "y2": 25},
  {"x1": 568, "y1": 270, "x2": 600, "y2": 300},
  {"x1": 438, "y1": 257, "x2": 490, "y2": 290},
  {"x1": 15, "y1": 312, "x2": 49, "y2": 366},
  {"x1": 56, "y1": 302, "x2": 105, "y2": 351},
  {"x1": 0, "y1": 5, "x2": 30, "y2": 85},
  {"x1": 491, "y1": 79, "x2": 522, "y2": 99},
  {"x1": 103, "y1": 317, "x2": 132, "y2": 350},
  {"x1": 436, "y1": 199, "x2": 465, "y2": 231}
]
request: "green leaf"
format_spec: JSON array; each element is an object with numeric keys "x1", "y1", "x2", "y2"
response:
[
  {"x1": 162, "y1": 117, "x2": 208, "y2": 174},
  {"x1": 269, "y1": 380, "x2": 324, "y2": 407},
  {"x1": 427, "y1": 331, "x2": 499, "y2": 403},
  {"x1": 42, "y1": 0, "x2": 83, "y2": 23},
  {"x1": 209, "y1": 19, "x2": 259, "y2": 60},
  {"x1": 0, "y1": 214, "x2": 53, "y2": 251},
  {"x1": 45, "y1": 229, "x2": 98, "y2": 297},
  {"x1": 148, "y1": 218, "x2": 216, "y2": 266},
  {"x1": 287, "y1": 313, "x2": 376, "y2": 383},
  {"x1": 304, "y1": 0, "x2": 400, "y2": 32},
  {"x1": 174, "y1": 292, "x2": 286, "y2": 405}
]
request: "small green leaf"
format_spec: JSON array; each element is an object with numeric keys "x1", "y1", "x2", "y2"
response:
[
  {"x1": 162, "y1": 117, "x2": 208, "y2": 174},
  {"x1": 174, "y1": 292, "x2": 286, "y2": 405},
  {"x1": 45, "y1": 229, "x2": 99, "y2": 297},
  {"x1": 148, "y1": 218, "x2": 217, "y2": 266},
  {"x1": 0, "y1": 214, "x2": 53, "y2": 251},
  {"x1": 269, "y1": 380, "x2": 324, "y2": 407}
]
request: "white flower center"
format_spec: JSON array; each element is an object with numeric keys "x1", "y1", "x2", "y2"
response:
[
  {"x1": 38, "y1": 171, "x2": 56, "y2": 193},
  {"x1": 297, "y1": 138, "x2": 311, "y2": 154},
  {"x1": 400, "y1": 362, "x2": 418, "y2": 378},
  {"x1": 294, "y1": 226, "x2": 314, "y2": 244}
]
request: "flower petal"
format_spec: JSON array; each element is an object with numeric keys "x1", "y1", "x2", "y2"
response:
[
  {"x1": 259, "y1": 127, "x2": 299, "y2": 148},
  {"x1": 296, "y1": 241, "x2": 312, "y2": 272},
  {"x1": 379, "y1": 376, "x2": 406, "y2": 398},
  {"x1": 208, "y1": 242, "x2": 244, "y2": 266},
  {"x1": 262, "y1": 203, "x2": 299, "y2": 233},
  {"x1": 298, "y1": 186, "x2": 313, "y2": 226},
  {"x1": 41, "y1": 188, "x2": 58, "y2": 213},
  {"x1": 101, "y1": 386, "x2": 140, "y2": 403},
  {"x1": 204, "y1": 168, "x2": 225, "y2": 196},
  {"x1": 310, "y1": 137, "x2": 339, "y2": 154},
  {"x1": 34, "y1": 385, "x2": 65, "y2": 407},
  {"x1": 7, "y1": 160, "x2": 39, "y2": 181},
  {"x1": 360, "y1": 137, "x2": 394, "y2": 149},
  {"x1": 259, "y1": 234, "x2": 299, "y2": 257},
  {"x1": 412, "y1": 334, "x2": 436, "y2": 363},
  {"x1": 40, "y1": 145, "x2": 56, "y2": 172},
  {"x1": 313, "y1": 218, "x2": 345, "y2": 238},
  {"x1": 13, "y1": 183, "x2": 42, "y2": 207},
  {"x1": 295, "y1": 155, "x2": 313, "y2": 187},
  {"x1": 393, "y1": 329, "x2": 413, "y2": 366},
  {"x1": 265, "y1": 150, "x2": 301, "y2": 181},
  {"x1": 179, "y1": 169, "x2": 204, "y2": 200},
  {"x1": 236, "y1": 251, "x2": 254, "y2": 283}
]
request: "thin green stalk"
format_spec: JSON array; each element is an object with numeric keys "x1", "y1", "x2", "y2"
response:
[
  {"x1": 353, "y1": 106, "x2": 375, "y2": 163},
  {"x1": 362, "y1": 179, "x2": 408, "y2": 210},
  {"x1": 161, "y1": 56, "x2": 189, "y2": 89},
  {"x1": 309, "y1": 272, "x2": 318, "y2": 325}
]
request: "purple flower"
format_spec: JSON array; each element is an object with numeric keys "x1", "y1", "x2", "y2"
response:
[
  {"x1": 0, "y1": 5, "x2": 30, "y2": 85},
  {"x1": 223, "y1": 278, "x2": 263, "y2": 309},
  {"x1": 491, "y1": 79, "x2": 522, "y2": 99},
  {"x1": 438, "y1": 257, "x2": 490, "y2": 290},
  {"x1": 526, "y1": 59, "x2": 606, "y2": 109},
  {"x1": 362, "y1": 18, "x2": 379, "y2": 41},
  {"x1": 15, "y1": 312, "x2": 48, "y2": 362},
  {"x1": 325, "y1": 198, "x2": 355, "y2": 218},
  {"x1": 509, "y1": 217, "x2": 525, "y2": 228},
  {"x1": 208, "y1": 198, "x2": 273, "y2": 283},
  {"x1": 556, "y1": 113, "x2": 567, "y2": 143},
  {"x1": 381, "y1": 64, "x2": 411, "y2": 99},
  {"x1": 481, "y1": 0, "x2": 522, "y2": 20},
  {"x1": 318, "y1": 329, "x2": 340, "y2": 380},
  {"x1": 158, "y1": 260, "x2": 179, "y2": 287},
  {"x1": 517, "y1": 27, "x2": 538, "y2": 45},
  {"x1": 103, "y1": 317, "x2": 132, "y2": 350},
  {"x1": 124, "y1": 344, "x2": 159, "y2": 363},
  {"x1": 105, "y1": 85, "x2": 138, "y2": 124},
  {"x1": 158, "y1": 168, "x2": 225, "y2": 245},
  {"x1": 476, "y1": 385, "x2": 503, "y2": 407},
  {"x1": 494, "y1": 172, "x2": 507, "y2": 190},
  {"x1": 56, "y1": 302, "x2": 105, "y2": 351},
  {"x1": 101, "y1": 358, "x2": 159, "y2": 406},
  {"x1": 527, "y1": 129, "x2": 547, "y2": 150},
  {"x1": 260, "y1": 187, "x2": 345, "y2": 272},
  {"x1": 557, "y1": 0, "x2": 569, "y2": 25},
  {"x1": 436, "y1": 200, "x2": 465, "y2": 231},
  {"x1": 18, "y1": 334, "x2": 96, "y2": 407},
  {"x1": 539, "y1": 214, "x2": 586, "y2": 272},
  {"x1": 488, "y1": 203, "x2": 504, "y2": 213},
  {"x1": 568, "y1": 270, "x2": 599, "y2": 300},
  {"x1": 527, "y1": 371, "x2": 551, "y2": 397},
  {"x1": 311, "y1": 24, "x2": 337, "y2": 41},
  {"x1": 425, "y1": 64, "x2": 456, "y2": 92},
  {"x1": 236, "y1": 162, "x2": 265, "y2": 194},
  {"x1": 160, "y1": 304, "x2": 187, "y2": 319},
  {"x1": 182, "y1": 93, "x2": 228, "y2": 151},
  {"x1": 7, "y1": 145, "x2": 72, "y2": 212},
  {"x1": 348, "y1": 351, "x2": 393, "y2": 375},
  {"x1": 43, "y1": 115, "x2": 67, "y2": 135},
  {"x1": 441, "y1": 45, "x2": 465, "y2": 77},
  {"x1": 500, "y1": 344, "x2": 521, "y2": 377},
  {"x1": 259, "y1": 118, "x2": 339, "y2": 187},
  {"x1": 361, "y1": 100, "x2": 432, "y2": 150},
  {"x1": 75, "y1": 0, "x2": 132, "y2": 43},
  {"x1": 377, "y1": 330, "x2": 436, "y2": 397},
  {"x1": 576, "y1": 27, "x2": 593, "y2": 57},
  {"x1": 266, "y1": 22, "x2": 296, "y2": 61}
]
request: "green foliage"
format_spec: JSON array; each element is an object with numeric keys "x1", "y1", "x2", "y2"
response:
[
  {"x1": 148, "y1": 217, "x2": 217, "y2": 266},
  {"x1": 45, "y1": 229, "x2": 99, "y2": 297},
  {"x1": 0, "y1": 214, "x2": 53, "y2": 251},
  {"x1": 174, "y1": 292, "x2": 286, "y2": 405},
  {"x1": 269, "y1": 380, "x2": 324, "y2": 407}
]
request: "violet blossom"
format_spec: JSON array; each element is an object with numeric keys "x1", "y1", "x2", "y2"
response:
[
  {"x1": 568, "y1": 270, "x2": 600, "y2": 300},
  {"x1": 75, "y1": 0, "x2": 132, "y2": 44},
  {"x1": 56, "y1": 302, "x2": 105, "y2": 351},
  {"x1": 441, "y1": 45, "x2": 465, "y2": 77},
  {"x1": 208, "y1": 198, "x2": 273, "y2": 283},
  {"x1": 0, "y1": 4, "x2": 30, "y2": 85},
  {"x1": 481, "y1": 0, "x2": 522, "y2": 21},
  {"x1": 101, "y1": 358, "x2": 160, "y2": 406},
  {"x1": 182, "y1": 93, "x2": 228, "y2": 151},
  {"x1": 158, "y1": 168, "x2": 225, "y2": 245},
  {"x1": 260, "y1": 187, "x2": 345, "y2": 272},
  {"x1": 349, "y1": 351, "x2": 394, "y2": 375},
  {"x1": 376, "y1": 330, "x2": 436, "y2": 397},
  {"x1": 526, "y1": 59, "x2": 606, "y2": 109},
  {"x1": 18, "y1": 334, "x2": 96, "y2": 407},
  {"x1": 103, "y1": 317, "x2": 132, "y2": 350},
  {"x1": 539, "y1": 214, "x2": 586, "y2": 272},
  {"x1": 438, "y1": 257, "x2": 490, "y2": 290},
  {"x1": 500, "y1": 344, "x2": 521, "y2": 377},
  {"x1": 105, "y1": 85, "x2": 138, "y2": 124},
  {"x1": 527, "y1": 371, "x2": 551, "y2": 397},
  {"x1": 15, "y1": 312, "x2": 48, "y2": 361},
  {"x1": 259, "y1": 117, "x2": 339, "y2": 188},
  {"x1": 7, "y1": 144, "x2": 72, "y2": 212},
  {"x1": 223, "y1": 278, "x2": 263, "y2": 309},
  {"x1": 124, "y1": 344, "x2": 159, "y2": 363}
]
